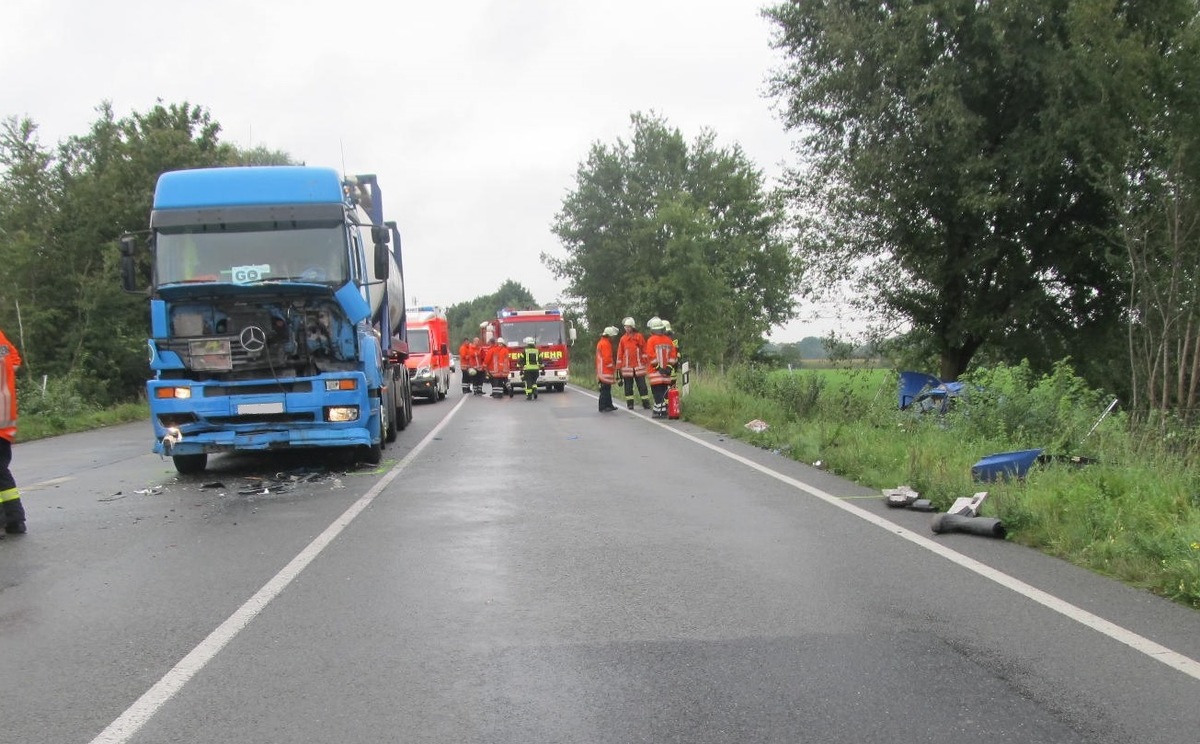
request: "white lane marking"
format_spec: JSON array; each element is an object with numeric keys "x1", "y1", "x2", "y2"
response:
[
  {"x1": 90, "y1": 396, "x2": 469, "y2": 744},
  {"x1": 571, "y1": 386, "x2": 1200, "y2": 681}
]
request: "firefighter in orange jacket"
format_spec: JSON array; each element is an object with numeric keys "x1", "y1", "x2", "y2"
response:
[
  {"x1": 468, "y1": 336, "x2": 486, "y2": 395},
  {"x1": 616, "y1": 317, "x2": 651, "y2": 410},
  {"x1": 486, "y1": 337, "x2": 512, "y2": 398},
  {"x1": 0, "y1": 329, "x2": 25, "y2": 534},
  {"x1": 644, "y1": 317, "x2": 679, "y2": 418},
  {"x1": 595, "y1": 326, "x2": 619, "y2": 413},
  {"x1": 458, "y1": 337, "x2": 478, "y2": 395}
]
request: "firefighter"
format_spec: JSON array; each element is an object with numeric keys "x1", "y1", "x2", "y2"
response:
[
  {"x1": 595, "y1": 326, "x2": 619, "y2": 413},
  {"x1": 458, "y1": 338, "x2": 472, "y2": 396},
  {"x1": 616, "y1": 317, "x2": 651, "y2": 410},
  {"x1": 0, "y1": 329, "x2": 24, "y2": 534},
  {"x1": 469, "y1": 337, "x2": 486, "y2": 395},
  {"x1": 486, "y1": 337, "x2": 511, "y2": 398},
  {"x1": 520, "y1": 337, "x2": 542, "y2": 400},
  {"x1": 663, "y1": 319, "x2": 680, "y2": 386},
  {"x1": 644, "y1": 317, "x2": 678, "y2": 418},
  {"x1": 458, "y1": 336, "x2": 479, "y2": 395}
]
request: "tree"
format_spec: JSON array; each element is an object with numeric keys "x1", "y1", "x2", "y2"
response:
[
  {"x1": 545, "y1": 112, "x2": 800, "y2": 368},
  {"x1": 0, "y1": 117, "x2": 59, "y2": 381},
  {"x1": 763, "y1": 0, "x2": 1168, "y2": 382}
]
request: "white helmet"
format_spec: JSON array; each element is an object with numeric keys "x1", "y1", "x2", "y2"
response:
[
  {"x1": 523, "y1": 336, "x2": 536, "y2": 346},
  {"x1": 662, "y1": 320, "x2": 672, "y2": 332},
  {"x1": 495, "y1": 336, "x2": 505, "y2": 345},
  {"x1": 603, "y1": 326, "x2": 619, "y2": 337},
  {"x1": 622, "y1": 316, "x2": 635, "y2": 328},
  {"x1": 647, "y1": 317, "x2": 666, "y2": 332}
]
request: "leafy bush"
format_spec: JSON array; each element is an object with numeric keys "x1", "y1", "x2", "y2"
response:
[
  {"x1": 950, "y1": 360, "x2": 1113, "y2": 452},
  {"x1": 17, "y1": 375, "x2": 95, "y2": 424},
  {"x1": 767, "y1": 371, "x2": 825, "y2": 420}
]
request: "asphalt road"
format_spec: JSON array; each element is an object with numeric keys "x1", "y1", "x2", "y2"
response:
[{"x1": 2, "y1": 386, "x2": 1198, "y2": 743}]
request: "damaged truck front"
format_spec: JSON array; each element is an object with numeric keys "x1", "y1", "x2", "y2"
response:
[{"x1": 121, "y1": 166, "x2": 414, "y2": 474}]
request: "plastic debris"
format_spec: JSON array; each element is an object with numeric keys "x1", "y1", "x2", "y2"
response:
[
  {"x1": 947, "y1": 491, "x2": 988, "y2": 517},
  {"x1": 883, "y1": 486, "x2": 919, "y2": 508},
  {"x1": 744, "y1": 419, "x2": 770, "y2": 433}
]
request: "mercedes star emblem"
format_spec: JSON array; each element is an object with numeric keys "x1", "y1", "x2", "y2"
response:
[{"x1": 240, "y1": 326, "x2": 267, "y2": 353}]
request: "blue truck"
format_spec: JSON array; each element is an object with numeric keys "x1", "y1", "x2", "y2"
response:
[{"x1": 120, "y1": 166, "x2": 414, "y2": 473}]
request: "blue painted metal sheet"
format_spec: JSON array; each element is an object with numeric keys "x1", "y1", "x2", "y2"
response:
[
  {"x1": 971, "y1": 448, "x2": 1045, "y2": 481},
  {"x1": 154, "y1": 166, "x2": 344, "y2": 209}
]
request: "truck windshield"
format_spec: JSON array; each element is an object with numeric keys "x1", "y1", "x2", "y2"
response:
[
  {"x1": 500, "y1": 320, "x2": 565, "y2": 345},
  {"x1": 155, "y1": 221, "x2": 349, "y2": 286}
]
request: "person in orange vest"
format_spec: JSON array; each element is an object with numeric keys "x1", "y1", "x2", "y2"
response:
[
  {"x1": 0, "y1": 329, "x2": 25, "y2": 534},
  {"x1": 458, "y1": 337, "x2": 477, "y2": 395},
  {"x1": 468, "y1": 336, "x2": 486, "y2": 395},
  {"x1": 486, "y1": 337, "x2": 513, "y2": 398},
  {"x1": 595, "y1": 326, "x2": 619, "y2": 413},
  {"x1": 644, "y1": 317, "x2": 679, "y2": 418},
  {"x1": 616, "y1": 317, "x2": 651, "y2": 410}
]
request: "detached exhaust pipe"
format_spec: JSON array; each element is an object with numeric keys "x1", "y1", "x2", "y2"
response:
[{"x1": 931, "y1": 513, "x2": 1007, "y2": 539}]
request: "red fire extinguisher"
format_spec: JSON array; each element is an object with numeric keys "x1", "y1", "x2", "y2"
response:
[{"x1": 667, "y1": 387, "x2": 681, "y2": 419}]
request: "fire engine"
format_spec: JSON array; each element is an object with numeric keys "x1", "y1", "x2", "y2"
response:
[{"x1": 480, "y1": 307, "x2": 576, "y2": 391}]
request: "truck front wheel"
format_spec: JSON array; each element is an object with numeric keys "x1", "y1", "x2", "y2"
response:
[{"x1": 173, "y1": 453, "x2": 207, "y2": 474}]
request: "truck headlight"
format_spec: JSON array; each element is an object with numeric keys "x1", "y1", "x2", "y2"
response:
[
  {"x1": 155, "y1": 386, "x2": 192, "y2": 399},
  {"x1": 325, "y1": 406, "x2": 359, "y2": 422},
  {"x1": 416, "y1": 366, "x2": 432, "y2": 378},
  {"x1": 325, "y1": 379, "x2": 358, "y2": 391}
]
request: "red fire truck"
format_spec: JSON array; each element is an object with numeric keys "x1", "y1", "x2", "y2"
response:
[{"x1": 480, "y1": 307, "x2": 576, "y2": 392}]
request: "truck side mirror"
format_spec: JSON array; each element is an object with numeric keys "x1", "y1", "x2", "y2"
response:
[
  {"x1": 119, "y1": 235, "x2": 139, "y2": 292},
  {"x1": 568, "y1": 325, "x2": 577, "y2": 346},
  {"x1": 371, "y1": 226, "x2": 390, "y2": 245}
]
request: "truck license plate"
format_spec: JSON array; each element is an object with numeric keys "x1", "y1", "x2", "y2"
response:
[{"x1": 238, "y1": 402, "x2": 284, "y2": 415}]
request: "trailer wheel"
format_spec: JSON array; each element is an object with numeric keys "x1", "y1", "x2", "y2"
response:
[
  {"x1": 554, "y1": 384, "x2": 565, "y2": 392},
  {"x1": 384, "y1": 386, "x2": 397, "y2": 443},
  {"x1": 172, "y1": 453, "x2": 207, "y2": 474}
]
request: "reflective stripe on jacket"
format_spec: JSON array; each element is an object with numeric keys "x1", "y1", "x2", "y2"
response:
[{"x1": 595, "y1": 337, "x2": 615, "y2": 384}]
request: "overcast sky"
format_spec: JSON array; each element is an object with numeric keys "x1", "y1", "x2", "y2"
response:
[{"x1": 2, "y1": 0, "x2": 861, "y2": 340}]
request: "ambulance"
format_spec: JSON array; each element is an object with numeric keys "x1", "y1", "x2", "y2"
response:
[{"x1": 404, "y1": 306, "x2": 452, "y2": 400}]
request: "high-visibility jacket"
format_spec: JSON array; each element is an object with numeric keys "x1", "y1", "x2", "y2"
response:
[
  {"x1": 486, "y1": 344, "x2": 510, "y2": 378},
  {"x1": 0, "y1": 330, "x2": 21, "y2": 442},
  {"x1": 521, "y1": 345, "x2": 542, "y2": 371},
  {"x1": 645, "y1": 332, "x2": 678, "y2": 386},
  {"x1": 616, "y1": 330, "x2": 647, "y2": 378},
  {"x1": 459, "y1": 341, "x2": 481, "y2": 372},
  {"x1": 595, "y1": 336, "x2": 615, "y2": 384}
]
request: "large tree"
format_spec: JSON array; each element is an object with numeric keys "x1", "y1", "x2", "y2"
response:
[
  {"x1": 763, "y1": 0, "x2": 1171, "y2": 381},
  {"x1": 545, "y1": 112, "x2": 799, "y2": 367},
  {"x1": 0, "y1": 101, "x2": 297, "y2": 404}
]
